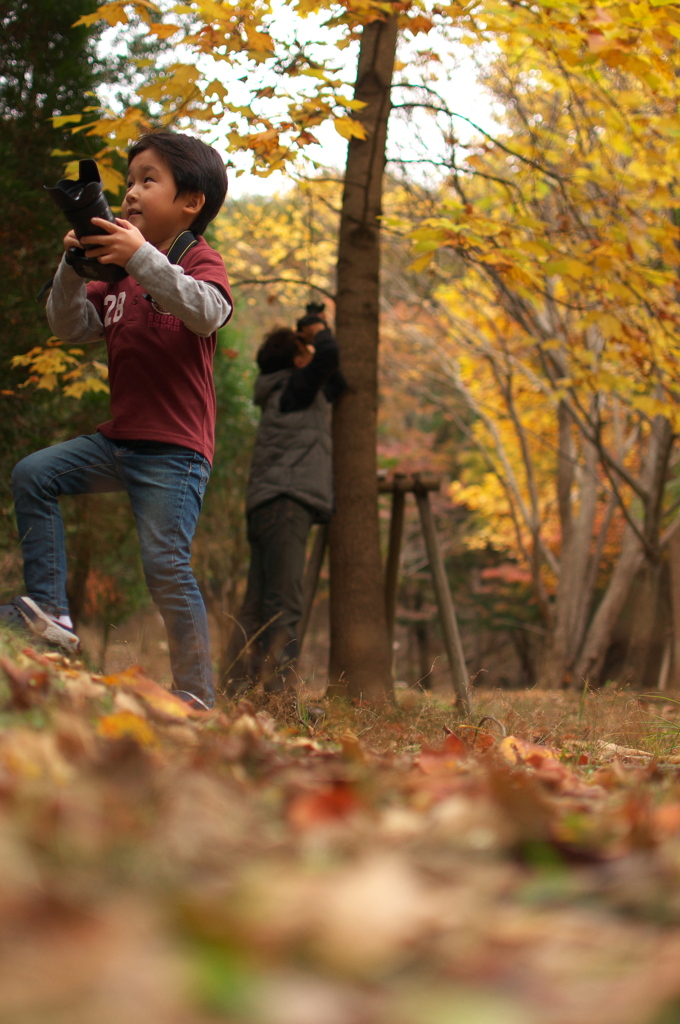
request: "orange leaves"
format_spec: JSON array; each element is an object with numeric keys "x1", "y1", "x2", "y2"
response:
[
  {"x1": 61, "y1": 0, "x2": 389, "y2": 183},
  {"x1": 5, "y1": 642, "x2": 680, "y2": 1020},
  {"x1": 73, "y1": 1, "x2": 137, "y2": 28},
  {"x1": 412, "y1": 726, "x2": 607, "y2": 841},
  {"x1": 96, "y1": 711, "x2": 159, "y2": 748},
  {"x1": 497, "y1": 734, "x2": 562, "y2": 769},
  {"x1": 101, "y1": 666, "x2": 205, "y2": 720},
  {"x1": 287, "y1": 780, "x2": 363, "y2": 828},
  {"x1": 0, "y1": 657, "x2": 50, "y2": 710},
  {"x1": 417, "y1": 731, "x2": 468, "y2": 772},
  {"x1": 333, "y1": 115, "x2": 368, "y2": 140}
]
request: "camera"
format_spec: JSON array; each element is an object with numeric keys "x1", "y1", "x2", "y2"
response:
[
  {"x1": 296, "y1": 301, "x2": 326, "y2": 331},
  {"x1": 46, "y1": 160, "x2": 127, "y2": 283}
]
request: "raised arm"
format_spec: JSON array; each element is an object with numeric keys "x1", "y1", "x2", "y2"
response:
[
  {"x1": 279, "y1": 327, "x2": 340, "y2": 413},
  {"x1": 126, "y1": 244, "x2": 232, "y2": 337},
  {"x1": 46, "y1": 257, "x2": 105, "y2": 346}
]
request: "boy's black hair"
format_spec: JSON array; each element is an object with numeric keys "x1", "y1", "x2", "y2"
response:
[
  {"x1": 257, "y1": 327, "x2": 301, "y2": 373},
  {"x1": 128, "y1": 130, "x2": 228, "y2": 236}
]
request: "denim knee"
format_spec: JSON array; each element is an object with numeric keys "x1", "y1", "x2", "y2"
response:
[
  {"x1": 12, "y1": 453, "x2": 42, "y2": 503},
  {"x1": 142, "y1": 559, "x2": 195, "y2": 603}
]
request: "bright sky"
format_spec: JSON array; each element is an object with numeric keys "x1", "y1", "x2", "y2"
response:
[
  {"x1": 226, "y1": 51, "x2": 496, "y2": 198},
  {"x1": 205, "y1": 17, "x2": 497, "y2": 198},
  {"x1": 100, "y1": 7, "x2": 497, "y2": 200}
]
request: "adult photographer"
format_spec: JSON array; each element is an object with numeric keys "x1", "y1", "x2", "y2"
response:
[{"x1": 225, "y1": 303, "x2": 345, "y2": 695}]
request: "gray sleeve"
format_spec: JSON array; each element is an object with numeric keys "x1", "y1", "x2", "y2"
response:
[
  {"x1": 125, "y1": 242, "x2": 232, "y2": 337},
  {"x1": 46, "y1": 257, "x2": 105, "y2": 345}
]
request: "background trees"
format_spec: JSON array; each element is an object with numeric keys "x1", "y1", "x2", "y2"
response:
[
  {"x1": 384, "y1": 4, "x2": 680, "y2": 689},
  {"x1": 7, "y1": 0, "x2": 680, "y2": 692},
  {"x1": 0, "y1": 0, "x2": 105, "y2": 553}
]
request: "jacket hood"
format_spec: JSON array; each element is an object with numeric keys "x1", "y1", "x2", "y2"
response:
[{"x1": 253, "y1": 369, "x2": 290, "y2": 408}]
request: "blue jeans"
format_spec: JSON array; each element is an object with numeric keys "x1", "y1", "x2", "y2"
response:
[{"x1": 11, "y1": 432, "x2": 214, "y2": 706}]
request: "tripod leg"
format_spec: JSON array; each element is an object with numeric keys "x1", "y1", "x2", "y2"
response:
[
  {"x1": 384, "y1": 489, "x2": 405, "y2": 650},
  {"x1": 415, "y1": 490, "x2": 471, "y2": 714}
]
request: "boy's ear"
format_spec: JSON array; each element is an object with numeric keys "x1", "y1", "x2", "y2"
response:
[{"x1": 182, "y1": 191, "x2": 205, "y2": 217}]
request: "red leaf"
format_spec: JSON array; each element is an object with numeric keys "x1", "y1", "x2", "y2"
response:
[
  {"x1": 417, "y1": 732, "x2": 468, "y2": 774},
  {"x1": 0, "y1": 657, "x2": 50, "y2": 709},
  {"x1": 288, "y1": 782, "x2": 362, "y2": 829}
]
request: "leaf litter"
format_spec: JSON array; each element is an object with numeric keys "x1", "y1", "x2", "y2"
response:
[{"x1": 1, "y1": 640, "x2": 680, "y2": 1023}]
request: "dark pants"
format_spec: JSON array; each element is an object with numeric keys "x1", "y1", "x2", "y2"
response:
[{"x1": 226, "y1": 496, "x2": 315, "y2": 691}]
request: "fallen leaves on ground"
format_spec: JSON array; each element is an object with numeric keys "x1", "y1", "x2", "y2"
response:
[{"x1": 1, "y1": 649, "x2": 680, "y2": 1023}]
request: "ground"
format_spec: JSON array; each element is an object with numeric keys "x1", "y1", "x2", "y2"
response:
[{"x1": 0, "y1": 630, "x2": 680, "y2": 1024}]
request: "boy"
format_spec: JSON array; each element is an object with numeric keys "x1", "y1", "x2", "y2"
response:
[
  {"x1": 0, "y1": 131, "x2": 232, "y2": 710},
  {"x1": 225, "y1": 306, "x2": 345, "y2": 694}
]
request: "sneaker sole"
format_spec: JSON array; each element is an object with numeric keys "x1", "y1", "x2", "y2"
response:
[
  {"x1": 172, "y1": 689, "x2": 213, "y2": 711},
  {"x1": 12, "y1": 597, "x2": 82, "y2": 656}
]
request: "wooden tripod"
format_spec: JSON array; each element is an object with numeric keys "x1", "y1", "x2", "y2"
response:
[{"x1": 299, "y1": 472, "x2": 471, "y2": 712}]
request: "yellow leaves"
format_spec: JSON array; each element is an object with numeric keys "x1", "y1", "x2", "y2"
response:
[
  {"x1": 12, "y1": 343, "x2": 110, "y2": 399},
  {"x1": 586, "y1": 312, "x2": 625, "y2": 340},
  {"x1": 0, "y1": 728, "x2": 73, "y2": 784},
  {"x1": 97, "y1": 712, "x2": 159, "y2": 749},
  {"x1": 146, "y1": 21, "x2": 182, "y2": 39},
  {"x1": 543, "y1": 258, "x2": 590, "y2": 280},
  {"x1": 52, "y1": 114, "x2": 83, "y2": 128},
  {"x1": 522, "y1": 240, "x2": 550, "y2": 259},
  {"x1": 587, "y1": 30, "x2": 633, "y2": 54},
  {"x1": 410, "y1": 252, "x2": 435, "y2": 273},
  {"x1": 400, "y1": 12, "x2": 435, "y2": 34},
  {"x1": 12, "y1": 344, "x2": 83, "y2": 392},
  {"x1": 244, "y1": 24, "x2": 275, "y2": 59},
  {"x1": 203, "y1": 78, "x2": 230, "y2": 103},
  {"x1": 102, "y1": 666, "x2": 203, "y2": 720},
  {"x1": 98, "y1": 162, "x2": 126, "y2": 195},
  {"x1": 62, "y1": 373, "x2": 110, "y2": 401},
  {"x1": 333, "y1": 116, "x2": 367, "y2": 140},
  {"x1": 627, "y1": 391, "x2": 680, "y2": 431},
  {"x1": 73, "y1": 0, "x2": 159, "y2": 28},
  {"x1": 138, "y1": 62, "x2": 200, "y2": 104}
]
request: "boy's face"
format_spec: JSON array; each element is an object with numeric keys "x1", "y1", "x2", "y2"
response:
[{"x1": 122, "y1": 147, "x2": 205, "y2": 250}]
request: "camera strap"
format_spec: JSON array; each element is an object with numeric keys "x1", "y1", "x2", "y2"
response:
[
  {"x1": 141, "y1": 230, "x2": 198, "y2": 306},
  {"x1": 166, "y1": 230, "x2": 198, "y2": 266}
]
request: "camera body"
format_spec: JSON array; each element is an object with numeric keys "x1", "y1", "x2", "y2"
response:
[
  {"x1": 296, "y1": 301, "x2": 326, "y2": 332},
  {"x1": 46, "y1": 160, "x2": 127, "y2": 283}
]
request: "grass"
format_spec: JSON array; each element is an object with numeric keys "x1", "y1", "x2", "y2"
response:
[
  {"x1": 2, "y1": 618, "x2": 680, "y2": 764},
  {"x1": 3, "y1": 630, "x2": 680, "y2": 1023},
  {"x1": 227, "y1": 680, "x2": 680, "y2": 763}
]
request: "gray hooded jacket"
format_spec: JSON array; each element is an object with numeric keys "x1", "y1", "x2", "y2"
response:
[{"x1": 245, "y1": 369, "x2": 333, "y2": 518}]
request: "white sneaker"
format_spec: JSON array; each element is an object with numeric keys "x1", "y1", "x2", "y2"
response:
[
  {"x1": 172, "y1": 689, "x2": 213, "y2": 711},
  {"x1": 11, "y1": 597, "x2": 81, "y2": 656}
]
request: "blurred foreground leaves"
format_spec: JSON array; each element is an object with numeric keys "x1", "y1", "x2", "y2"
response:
[{"x1": 2, "y1": 646, "x2": 680, "y2": 1022}]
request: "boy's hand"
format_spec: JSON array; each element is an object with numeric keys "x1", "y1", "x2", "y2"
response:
[
  {"x1": 63, "y1": 228, "x2": 79, "y2": 253},
  {"x1": 80, "y1": 217, "x2": 146, "y2": 267}
]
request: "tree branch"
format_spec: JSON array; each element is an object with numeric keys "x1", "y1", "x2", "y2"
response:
[{"x1": 230, "y1": 277, "x2": 336, "y2": 301}]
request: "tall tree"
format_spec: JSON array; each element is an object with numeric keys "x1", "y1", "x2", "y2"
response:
[
  {"x1": 328, "y1": 15, "x2": 398, "y2": 700},
  {"x1": 0, "y1": 0, "x2": 104, "y2": 543},
  {"x1": 387, "y1": 19, "x2": 680, "y2": 688},
  {"x1": 64, "y1": 0, "x2": 439, "y2": 701}
]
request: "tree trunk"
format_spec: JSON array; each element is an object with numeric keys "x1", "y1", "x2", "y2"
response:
[
  {"x1": 539, "y1": 431, "x2": 599, "y2": 689},
  {"x1": 621, "y1": 560, "x2": 663, "y2": 688},
  {"x1": 668, "y1": 530, "x2": 680, "y2": 690},
  {"x1": 573, "y1": 415, "x2": 673, "y2": 685},
  {"x1": 327, "y1": 15, "x2": 398, "y2": 701},
  {"x1": 572, "y1": 525, "x2": 645, "y2": 684}
]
